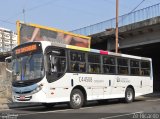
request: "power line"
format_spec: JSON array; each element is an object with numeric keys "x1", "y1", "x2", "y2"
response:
[
  {"x1": 0, "y1": 0, "x2": 59, "y2": 27},
  {"x1": 0, "y1": 0, "x2": 56, "y2": 26},
  {"x1": 103, "y1": 0, "x2": 132, "y2": 11},
  {"x1": 118, "y1": 0, "x2": 146, "y2": 23},
  {"x1": 0, "y1": 18, "x2": 15, "y2": 25},
  {"x1": 27, "y1": 0, "x2": 56, "y2": 12},
  {"x1": 129, "y1": 0, "x2": 146, "y2": 13},
  {"x1": 5, "y1": 0, "x2": 58, "y2": 22}
]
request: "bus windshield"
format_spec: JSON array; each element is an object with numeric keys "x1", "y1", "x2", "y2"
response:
[
  {"x1": 12, "y1": 42, "x2": 44, "y2": 83},
  {"x1": 12, "y1": 52, "x2": 44, "y2": 81}
]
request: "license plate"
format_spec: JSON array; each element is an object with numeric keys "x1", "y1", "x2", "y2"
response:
[{"x1": 19, "y1": 96, "x2": 25, "y2": 100}]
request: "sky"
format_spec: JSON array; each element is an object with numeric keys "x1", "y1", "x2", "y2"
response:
[{"x1": 0, "y1": 0, "x2": 160, "y2": 32}]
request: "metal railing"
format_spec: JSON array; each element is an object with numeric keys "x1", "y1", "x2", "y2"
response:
[{"x1": 71, "y1": 3, "x2": 160, "y2": 36}]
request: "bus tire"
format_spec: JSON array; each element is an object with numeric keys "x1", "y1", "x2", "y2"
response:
[
  {"x1": 42, "y1": 103, "x2": 55, "y2": 108},
  {"x1": 124, "y1": 87, "x2": 134, "y2": 103},
  {"x1": 69, "y1": 89, "x2": 84, "y2": 109}
]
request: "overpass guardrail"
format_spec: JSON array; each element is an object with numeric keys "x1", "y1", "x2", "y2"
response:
[{"x1": 71, "y1": 3, "x2": 160, "y2": 36}]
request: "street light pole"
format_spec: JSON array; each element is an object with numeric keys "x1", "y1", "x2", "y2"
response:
[{"x1": 115, "y1": 0, "x2": 119, "y2": 53}]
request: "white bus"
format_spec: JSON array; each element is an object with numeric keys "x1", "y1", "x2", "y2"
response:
[{"x1": 11, "y1": 41, "x2": 153, "y2": 109}]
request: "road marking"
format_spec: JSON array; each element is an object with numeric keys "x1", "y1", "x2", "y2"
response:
[
  {"x1": 146, "y1": 99, "x2": 160, "y2": 102},
  {"x1": 0, "y1": 105, "x2": 43, "y2": 111},
  {"x1": 19, "y1": 109, "x2": 74, "y2": 116},
  {"x1": 99, "y1": 111, "x2": 143, "y2": 119},
  {"x1": 19, "y1": 106, "x2": 93, "y2": 116}
]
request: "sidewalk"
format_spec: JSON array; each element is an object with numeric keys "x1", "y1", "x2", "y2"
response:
[
  {"x1": 143, "y1": 92, "x2": 160, "y2": 97},
  {"x1": 0, "y1": 98, "x2": 41, "y2": 110},
  {"x1": 135, "y1": 92, "x2": 160, "y2": 100}
]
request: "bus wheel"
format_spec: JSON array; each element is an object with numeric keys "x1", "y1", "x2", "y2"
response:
[
  {"x1": 42, "y1": 103, "x2": 55, "y2": 108},
  {"x1": 125, "y1": 87, "x2": 134, "y2": 103},
  {"x1": 69, "y1": 89, "x2": 84, "y2": 109}
]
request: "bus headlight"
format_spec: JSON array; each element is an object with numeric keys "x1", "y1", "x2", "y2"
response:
[{"x1": 32, "y1": 84, "x2": 43, "y2": 94}]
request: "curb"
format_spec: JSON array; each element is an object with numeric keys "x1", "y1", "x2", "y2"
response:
[
  {"x1": 143, "y1": 93, "x2": 160, "y2": 97},
  {"x1": 0, "y1": 104, "x2": 9, "y2": 109}
]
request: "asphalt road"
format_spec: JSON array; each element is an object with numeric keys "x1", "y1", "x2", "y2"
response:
[{"x1": 1, "y1": 96, "x2": 160, "y2": 119}]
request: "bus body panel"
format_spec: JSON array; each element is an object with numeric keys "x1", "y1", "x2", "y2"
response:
[{"x1": 12, "y1": 72, "x2": 153, "y2": 103}]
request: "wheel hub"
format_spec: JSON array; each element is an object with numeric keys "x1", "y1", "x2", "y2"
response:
[
  {"x1": 72, "y1": 94, "x2": 81, "y2": 105},
  {"x1": 127, "y1": 91, "x2": 133, "y2": 101}
]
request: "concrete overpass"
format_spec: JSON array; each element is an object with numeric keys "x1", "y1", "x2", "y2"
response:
[
  {"x1": 72, "y1": 3, "x2": 160, "y2": 92},
  {"x1": 91, "y1": 16, "x2": 160, "y2": 51}
]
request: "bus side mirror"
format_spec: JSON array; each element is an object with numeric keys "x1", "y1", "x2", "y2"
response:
[{"x1": 5, "y1": 56, "x2": 12, "y2": 73}]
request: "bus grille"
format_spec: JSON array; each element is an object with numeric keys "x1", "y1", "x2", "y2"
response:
[{"x1": 15, "y1": 96, "x2": 32, "y2": 101}]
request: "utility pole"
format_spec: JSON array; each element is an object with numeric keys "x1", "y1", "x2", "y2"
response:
[{"x1": 115, "y1": 0, "x2": 119, "y2": 53}]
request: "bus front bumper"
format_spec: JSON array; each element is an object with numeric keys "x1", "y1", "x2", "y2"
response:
[{"x1": 12, "y1": 90, "x2": 47, "y2": 103}]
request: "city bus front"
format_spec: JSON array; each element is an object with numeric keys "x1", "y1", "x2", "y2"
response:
[{"x1": 12, "y1": 42, "x2": 47, "y2": 102}]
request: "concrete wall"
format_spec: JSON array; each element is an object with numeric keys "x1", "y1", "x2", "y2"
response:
[{"x1": 0, "y1": 62, "x2": 12, "y2": 98}]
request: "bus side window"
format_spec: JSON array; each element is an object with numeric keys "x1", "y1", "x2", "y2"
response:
[
  {"x1": 51, "y1": 56, "x2": 58, "y2": 72},
  {"x1": 77, "y1": 54, "x2": 81, "y2": 61},
  {"x1": 88, "y1": 65, "x2": 92, "y2": 73},
  {"x1": 140, "y1": 70, "x2": 144, "y2": 75},
  {"x1": 117, "y1": 58, "x2": 129, "y2": 75},
  {"x1": 103, "y1": 65, "x2": 110, "y2": 73},
  {"x1": 103, "y1": 56, "x2": 116, "y2": 74},
  {"x1": 130, "y1": 60, "x2": 140, "y2": 76},
  {"x1": 70, "y1": 51, "x2": 86, "y2": 73},
  {"x1": 88, "y1": 53, "x2": 101, "y2": 73},
  {"x1": 79, "y1": 63, "x2": 85, "y2": 72},
  {"x1": 89, "y1": 64, "x2": 96, "y2": 73},
  {"x1": 59, "y1": 58, "x2": 66, "y2": 72},
  {"x1": 74, "y1": 62, "x2": 79, "y2": 71},
  {"x1": 140, "y1": 61, "x2": 150, "y2": 76},
  {"x1": 46, "y1": 54, "x2": 51, "y2": 73},
  {"x1": 45, "y1": 47, "x2": 66, "y2": 83}
]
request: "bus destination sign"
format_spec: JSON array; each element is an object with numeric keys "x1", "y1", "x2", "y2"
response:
[{"x1": 15, "y1": 44, "x2": 37, "y2": 55}]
